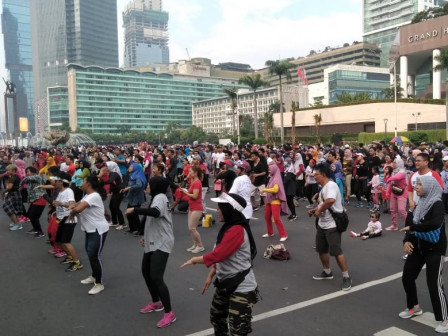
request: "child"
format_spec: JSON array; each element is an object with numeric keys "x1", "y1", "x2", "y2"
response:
[
  {"x1": 368, "y1": 166, "x2": 380, "y2": 212},
  {"x1": 350, "y1": 211, "x2": 382, "y2": 240}
]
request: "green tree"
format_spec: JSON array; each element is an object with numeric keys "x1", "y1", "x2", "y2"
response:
[
  {"x1": 262, "y1": 102, "x2": 279, "y2": 144},
  {"x1": 238, "y1": 74, "x2": 268, "y2": 139},
  {"x1": 240, "y1": 114, "x2": 255, "y2": 138},
  {"x1": 336, "y1": 92, "x2": 353, "y2": 104},
  {"x1": 291, "y1": 101, "x2": 298, "y2": 145},
  {"x1": 411, "y1": 4, "x2": 448, "y2": 23},
  {"x1": 433, "y1": 49, "x2": 448, "y2": 140},
  {"x1": 265, "y1": 59, "x2": 295, "y2": 144},
  {"x1": 223, "y1": 87, "x2": 238, "y2": 137},
  {"x1": 381, "y1": 84, "x2": 404, "y2": 99}
]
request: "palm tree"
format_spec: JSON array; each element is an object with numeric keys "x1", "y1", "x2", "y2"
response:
[
  {"x1": 263, "y1": 102, "x2": 279, "y2": 144},
  {"x1": 223, "y1": 87, "x2": 238, "y2": 136},
  {"x1": 265, "y1": 59, "x2": 295, "y2": 144},
  {"x1": 291, "y1": 101, "x2": 298, "y2": 145},
  {"x1": 313, "y1": 113, "x2": 322, "y2": 144},
  {"x1": 238, "y1": 74, "x2": 268, "y2": 139},
  {"x1": 433, "y1": 49, "x2": 448, "y2": 140}
]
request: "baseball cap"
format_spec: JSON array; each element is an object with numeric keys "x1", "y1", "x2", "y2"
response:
[
  {"x1": 210, "y1": 193, "x2": 247, "y2": 212},
  {"x1": 236, "y1": 161, "x2": 251, "y2": 173}
]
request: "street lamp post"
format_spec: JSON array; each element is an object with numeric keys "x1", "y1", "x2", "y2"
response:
[
  {"x1": 236, "y1": 91, "x2": 240, "y2": 146},
  {"x1": 384, "y1": 118, "x2": 388, "y2": 143},
  {"x1": 393, "y1": 62, "x2": 398, "y2": 137},
  {"x1": 412, "y1": 112, "x2": 420, "y2": 131},
  {"x1": 91, "y1": 117, "x2": 94, "y2": 134}
]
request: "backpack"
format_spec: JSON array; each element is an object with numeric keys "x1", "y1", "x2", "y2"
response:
[{"x1": 263, "y1": 243, "x2": 290, "y2": 260}]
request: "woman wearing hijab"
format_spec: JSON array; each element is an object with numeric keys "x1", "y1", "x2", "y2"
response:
[
  {"x1": 125, "y1": 176, "x2": 176, "y2": 328},
  {"x1": 262, "y1": 164, "x2": 289, "y2": 241},
  {"x1": 121, "y1": 162, "x2": 146, "y2": 235},
  {"x1": 399, "y1": 176, "x2": 448, "y2": 333},
  {"x1": 385, "y1": 157, "x2": 407, "y2": 230},
  {"x1": 181, "y1": 193, "x2": 258, "y2": 336},
  {"x1": 39, "y1": 156, "x2": 57, "y2": 181}
]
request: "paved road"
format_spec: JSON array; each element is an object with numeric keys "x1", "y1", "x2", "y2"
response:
[{"x1": 1, "y1": 194, "x2": 446, "y2": 336}]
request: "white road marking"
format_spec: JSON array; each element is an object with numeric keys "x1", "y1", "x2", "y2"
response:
[
  {"x1": 411, "y1": 312, "x2": 439, "y2": 328},
  {"x1": 374, "y1": 327, "x2": 417, "y2": 336},
  {"x1": 186, "y1": 257, "x2": 448, "y2": 336}
]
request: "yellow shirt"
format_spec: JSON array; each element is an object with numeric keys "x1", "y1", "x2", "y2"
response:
[{"x1": 263, "y1": 184, "x2": 281, "y2": 205}]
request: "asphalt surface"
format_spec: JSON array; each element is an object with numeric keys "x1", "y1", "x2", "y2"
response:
[{"x1": 1, "y1": 193, "x2": 447, "y2": 336}]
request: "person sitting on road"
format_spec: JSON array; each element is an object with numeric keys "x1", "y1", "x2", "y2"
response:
[{"x1": 350, "y1": 211, "x2": 382, "y2": 240}]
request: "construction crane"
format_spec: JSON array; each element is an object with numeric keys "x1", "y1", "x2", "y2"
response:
[{"x1": 185, "y1": 48, "x2": 191, "y2": 60}]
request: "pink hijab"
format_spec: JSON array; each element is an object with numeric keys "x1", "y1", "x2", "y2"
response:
[
  {"x1": 265, "y1": 164, "x2": 289, "y2": 215},
  {"x1": 14, "y1": 159, "x2": 26, "y2": 181}
]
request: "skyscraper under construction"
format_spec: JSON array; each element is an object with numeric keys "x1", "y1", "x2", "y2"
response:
[{"x1": 123, "y1": 0, "x2": 169, "y2": 68}]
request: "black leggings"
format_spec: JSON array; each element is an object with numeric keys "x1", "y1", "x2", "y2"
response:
[
  {"x1": 286, "y1": 195, "x2": 296, "y2": 216},
  {"x1": 142, "y1": 250, "x2": 172, "y2": 313},
  {"x1": 402, "y1": 252, "x2": 448, "y2": 321},
  {"x1": 126, "y1": 204, "x2": 141, "y2": 232},
  {"x1": 27, "y1": 203, "x2": 46, "y2": 233},
  {"x1": 109, "y1": 192, "x2": 124, "y2": 225}
]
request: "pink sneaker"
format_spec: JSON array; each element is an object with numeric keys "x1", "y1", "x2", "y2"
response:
[
  {"x1": 157, "y1": 311, "x2": 176, "y2": 328},
  {"x1": 140, "y1": 301, "x2": 164, "y2": 314},
  {"x1": 349, "y1": 231, "x2": 358, "y2": 238},
  {"x1": 54, "y1": 251, "x2": 67, "y2": 258},
  {"x1": 48, "y1": 247, "x2": 59, "y2": 254}
]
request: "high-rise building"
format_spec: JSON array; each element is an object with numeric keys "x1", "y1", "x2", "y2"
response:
[
  {"x1": 123, "y1": 0, "x2": 169, "y2": 68},
  {"x1": 363, "y1": 0, "x2": 448, "y2": 66},
  {"x1": 1, "y1": 0, "x2": 34, "y2": 133},
  {"x1": 30, "y1": 0, "x2": 118, "y2": 132}
]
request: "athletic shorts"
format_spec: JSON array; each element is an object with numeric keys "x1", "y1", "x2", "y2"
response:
[
  {"x1": 55, "y1": 218, "x2": 77, "y2": 244},
  {"x1": 315, "y1": 227, "x2": 343, "y2": 256}
]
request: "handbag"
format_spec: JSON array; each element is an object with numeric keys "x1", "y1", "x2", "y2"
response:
[
  {"x1": 329, "y1": 208, "x2": 349, "y2": 232},
  {"x1": 213, "y1": 268, "x2": 251, "y2": 294},
  {"x1": 414, "y1": 226, "x2": 442, "y2": 243},
  {"x1": 391, "y1": 182, "x2": 404, "y2": 195}
]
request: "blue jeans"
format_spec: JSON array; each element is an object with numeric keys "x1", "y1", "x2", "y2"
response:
[{"x1": 85, "y1": 230, "x2": 108, "y2": 284}]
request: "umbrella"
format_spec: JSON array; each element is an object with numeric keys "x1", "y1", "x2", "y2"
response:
[{"x1": 390, "y1": 136, "x2": 409, "y2": 143}]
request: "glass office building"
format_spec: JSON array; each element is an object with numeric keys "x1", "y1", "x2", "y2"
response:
[
  {"x1": 2, "y1": 0, "x2": 34, "y2": 133},
  {"x1": 30, "y1": 0, "x2": 118, "y2": 134},
  {"x1": 66, "y1": 64, "x2": 244, "y2": 133},
  {"x1": 328, "y1": 66, "x2": 390, "y2": 104}
]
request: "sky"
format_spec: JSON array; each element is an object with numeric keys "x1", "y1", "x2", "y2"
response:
[{"x1": 116, "y1": 0, "x2": 363, "y2": 69}]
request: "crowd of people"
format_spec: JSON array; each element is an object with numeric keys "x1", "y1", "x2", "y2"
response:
[{"x1": 2, "y1": 139, "x2": 448, "y2": 333}]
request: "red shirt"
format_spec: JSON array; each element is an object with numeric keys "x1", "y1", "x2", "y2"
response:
[
  {"x1": 66, "y1": 163, "x2": 76, "y2": 177},
  {"x1": 203, "y1": 226, "x2": 244, "y2": 267},
  {"x1": 174, "y1": 188, "x2": 189, "y2": 202},
  {"x1": 188, "y1": 179, "x2": 203, "y2": 211}
]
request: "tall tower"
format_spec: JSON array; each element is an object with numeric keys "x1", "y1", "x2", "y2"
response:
[
  {"x1": 123, "y1": 0, "x2": 169, "y2": 68},
  {"x1": 363, "y1": 0, "x2": 448, "y2": 66},
  {"x1": 2, "y1": 0, "x2": 35, "y2": 133},
  {"x1": 30, "y1": 0, "x2": 118, "y2": 102},
  {"x1": 30, "y1": 0, "x2": 119, "y2": 133}
]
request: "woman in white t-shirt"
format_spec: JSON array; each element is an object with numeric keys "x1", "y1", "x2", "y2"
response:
[{"x1": 69, "y1": 176, "x2": 109, "y2": 295}]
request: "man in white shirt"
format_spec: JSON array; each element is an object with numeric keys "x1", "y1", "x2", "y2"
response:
[
  {"x1": 229, "y1": 161, "x2": 253, "y2": 220},
  {"x1": 308, "y1": 163, "x2": 352, "y2": 291}
]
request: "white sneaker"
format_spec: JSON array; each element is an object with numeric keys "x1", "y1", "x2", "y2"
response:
[
  {"x1": 191, "y1": 246, "x2": 205, "y2": 254},
  {"x1": 279, "y1": 236, "x2": 288, "y2": 242},
  {"x1": 81, "y1": 276, "x2": 96, "y2": 285},
  {"x1": 186, "y1": 245, "x2": 196, "y2": 252},
  {"x1": 262, "y1": 233, "x2": 274, "y2": 238},
  {"x1": 88, "y1": 283, "x2": 104, "y2": 295},
  {"x1": 305, "y1": 204, "x2": 314, "y2": 209}
]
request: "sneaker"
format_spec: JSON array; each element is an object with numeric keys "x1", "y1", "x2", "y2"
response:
[
  {"x1": 48, "y1": 247, "x2": 59, "y2": 254},
  {"x1": 435, "y1": 320, "x2": 448, "y2": 333},
  {"x1": 66, "y1": 261, "x2": 83, "y2": 272},
  {"x1": 365, "y1": 203, "x2": 373, "y2": 209},
  {"x1": 9, "y1": 224, "x2": 23, "y2": 231},
  {"x1": 288, "y1": 215, "x2": 297, "y2": 221},
  {"x1": 354, "y1": 203, "x2": 363, "y2": 208},
  {"x1": 279, "y1": 236, "x2": 288, "y2": 242},
  {"x1": 313, "y1": 271, "x2": 334, "y2": 280},
  {"x1": 26, "y1": 229, "x2": 37, "y2": 234},
  {"x1": 109, "y1": 222, "x2": 118, "y2": 227},
  {"x1": 60, "y1": 256, "x2": 73, "y2": 264},
  {"x1": 398, "y1": 306, "x2": 423, "y2": 318},
  {"x1": 385, "y1": 225, "x2": 398, "y2": 231},
  {"x1": 305, "y1": 204, "x2": 314, "y2": 209},
  {"x1": 349, "y1": 231, "x2": 358, "y2": 238},
  {"x1": 9, "y1": 223, "x2": 14, "y2": 227},
  {"x1": 81, "y1": 276, "x2": 96, "y2": 285},
  {"x1": 33, "y1": 232, "x2": 45, "y2": 239},
  {"x1": 54, "y1": 251, "x2": 67, "y2": 258},
  {"x1": 88, "y1": 283, "x2": 104, "y2": 295},
  {"x1": 191, "y1": 246, "x2": 205, "y2": 254},
  {"x1": 344, "y1": 200, "x2": 350, "y2": 206},
  {"x1": 252, "y1": 206, "x2": 259, "y2": 211},
  {"x1": 19, "y1": 216, "x2": 30, "y2": 223},
  {"x1": 140, "y1": 301, "x2": 164, "y2": 314},
  {"x1": 157, "y1": 311, "x2": 176, "y2": 328},
  {"x1": 186, "y1": 245, "x2": 196, "y2": 252},
  {"x1": 116, "y1": 224, "x2": 127, "y2": 231},
  {"x1": 402, "y1": 254, "x2": 408, "y2": 260},
  {"x1": 361, "y1": 235, "x2": 369, "y2": 240},
  {"x1": 262, "y1": 233, "x2": 274, "y2": 238},
  {"x1": 341, "y1": 277, "x2": 352, "y2": 291}
]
